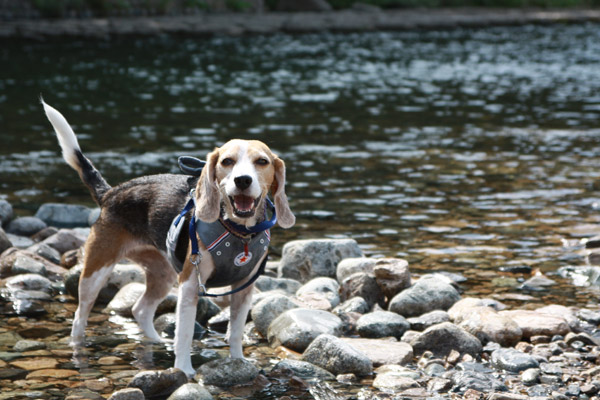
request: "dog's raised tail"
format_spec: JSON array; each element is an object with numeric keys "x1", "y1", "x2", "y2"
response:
[{"x1": 42, "y1": 99, "x2": 111, "y2": 205}]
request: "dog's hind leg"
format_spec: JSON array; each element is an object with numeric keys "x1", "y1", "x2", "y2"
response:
[
  {"x1": 71, "y1": 225, "x2": 130, "y2": 345},
  {"x1": 127, "y1": 247, "x2": 177, "y2": 342}
]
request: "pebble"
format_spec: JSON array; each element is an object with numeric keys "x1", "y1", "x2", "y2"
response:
[{"x1": 521, "y1": 367, "x2": 541, "y2": 385}]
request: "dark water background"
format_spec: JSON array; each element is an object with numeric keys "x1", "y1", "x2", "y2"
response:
[{"x1": 2, "y1": 24, "x2": 600, "y2": 307}]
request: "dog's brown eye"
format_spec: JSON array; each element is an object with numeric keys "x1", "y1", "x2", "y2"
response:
[
  {"x1": 221, "y1": 158, "x2": 235, "y2": 166},
  {"x1": 255, "y1": 158, "x2": 269, "y2": 166}
]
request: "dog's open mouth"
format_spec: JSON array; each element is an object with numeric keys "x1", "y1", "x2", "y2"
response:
[{"x1": 229, "y1": 195, "x2": 260, "y2": 218}]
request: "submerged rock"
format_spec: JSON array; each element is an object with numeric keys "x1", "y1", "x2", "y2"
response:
[
  {"x1": 198, "y1": 357, "x2": 259, "y2": 386},
  {"x1": 302, "y1": 334, "x2": 373, "y2": 376}
]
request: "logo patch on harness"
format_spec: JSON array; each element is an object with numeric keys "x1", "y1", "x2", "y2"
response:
[{"x1": 234, "y1": 251, "x2": 253, "y2": 266}]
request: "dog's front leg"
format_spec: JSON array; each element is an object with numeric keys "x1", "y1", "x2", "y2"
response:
[
  {"x1": 227, "y1": 280, "x2": 254, "y2": 359},
  {"x1": 174, "y1": 263, "x2": 199, "y2": 377}
]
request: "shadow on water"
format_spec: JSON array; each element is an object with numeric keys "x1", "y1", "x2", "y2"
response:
[{"x1": 2, "y1": 23, "x2": 600, "y2": 398}]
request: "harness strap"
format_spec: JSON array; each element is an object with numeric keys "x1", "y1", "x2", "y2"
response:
[{"x1": 178, "y1": 196, "x2": 269, "y2": 298}]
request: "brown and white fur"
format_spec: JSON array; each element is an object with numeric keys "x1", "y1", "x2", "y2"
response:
[{"x1": 42, "y1": 101, "x2": 295, "y2": 377}]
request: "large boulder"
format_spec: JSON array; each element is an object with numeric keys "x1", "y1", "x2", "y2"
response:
[
  {"x1": 389, "y1": 275, "x2": 461, "y2": 318},
  {"x1": 267, "y1": 308, "x2": 343, "y2": 352},
  {"x1": 278, "y1": 239, "x2": 363, "y2": 283},
  {"x1": 302, "y1": 334, "x2": 373, "y2": 376}
]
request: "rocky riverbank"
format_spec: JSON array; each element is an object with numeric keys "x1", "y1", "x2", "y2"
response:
[
  {"x1": 2, "y1": 7, "x2": 600, "y2": 39},
  {"x1": 2, "y1": 198, "x2": 600, "y2": 400}
]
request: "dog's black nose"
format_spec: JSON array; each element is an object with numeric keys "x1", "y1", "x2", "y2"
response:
[{"x1": 234, "y1": 175, "x2": 253, "y2": 190}]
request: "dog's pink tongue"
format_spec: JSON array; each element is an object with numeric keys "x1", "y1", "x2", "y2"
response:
[{"x1": 234, "y1": 195, "x2": 254, "y2": 211}]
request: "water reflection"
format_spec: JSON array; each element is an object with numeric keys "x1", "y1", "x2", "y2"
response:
[{"x1": 2, "y1": 24, "x2": 600, "y2": 306}]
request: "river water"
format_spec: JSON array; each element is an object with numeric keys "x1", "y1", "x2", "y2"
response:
[{"x1": 2, "y1": 24, "x2": 600, "y2": 310}]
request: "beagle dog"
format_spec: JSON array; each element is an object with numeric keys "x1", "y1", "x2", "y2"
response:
[{"x1": 42, "y1": 101, "x2": 295, "y2": 377}]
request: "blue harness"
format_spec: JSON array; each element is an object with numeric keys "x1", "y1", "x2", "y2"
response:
[{"x1": 166, "y1": 157, "x2": 276, "y2": 297}]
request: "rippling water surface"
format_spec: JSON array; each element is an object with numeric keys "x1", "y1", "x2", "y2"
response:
[{"x1": 3, "y1": 24, "x2": 600, "y2": 307}]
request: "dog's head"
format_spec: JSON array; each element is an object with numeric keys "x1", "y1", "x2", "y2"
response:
[{"x1": 195, "y1": 139, "x2": 295, "y2": 229}]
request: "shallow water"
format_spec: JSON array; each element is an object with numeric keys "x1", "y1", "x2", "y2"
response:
[{"x1": 2, "y1": 25, "x2": 600, "y2": 329}]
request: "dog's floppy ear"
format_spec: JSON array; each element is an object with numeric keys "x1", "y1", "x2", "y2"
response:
[
  {"x1": 195, "y1": 147, "x2": 221, "y2": 223},
  {"x1": 272, "y1": 156, "x2": 295, "y2": 229}
]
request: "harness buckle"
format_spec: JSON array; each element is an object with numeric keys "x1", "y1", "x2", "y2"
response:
[{"x1": 190, "y1": 253, "x2": 201, "y2": 266}]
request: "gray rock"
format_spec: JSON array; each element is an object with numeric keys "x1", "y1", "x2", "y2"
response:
[
  {"x1": 251, "y1": 293, "x2": 298, "y2": 337},
  {"x1": 521, "y1": 368, "x2": 541, "y2": 386},
  {"x1": 41, "y1": 228, "x2": 85, "y2": 254},
  {"x1": 255, "y1": 275, "x2": 301, "y2": 295},
  {"x1": 6, "y1": 233, "x2": 34, "y2": 249},
  {"x1": 373, "y1": 258, "x2": 411, "y2": 299},
  {"x1": 0, "y1": 200, "x2": 13, "y2": 225},
  {"x1": 106, "y1": 282, "x2": 176, "y2": 317},
  {"x1": 167, "y1": 383, "x2": 213, "y2": 400},
  {"x1": 13, "y1": 339, "x2": 45, "y2": 352},
  {"x1": 451, "y1": 369, "x2": 508, "y2": 393},
  {"x1": 490, "y1": 348, "x2": 539, "y2": 373},
  {"x1": 498, "y1": 310, "x2": 570, "y2": 339},
  {"x1": 389, "y1": 275, "x2": 461, "y2": 318},
  {"x1": 196, "y1": 297, "x2": 221, "y2": 326},
  {"x1": 341, "y1": 338, "x2": 413, "y2": 367},
  {"x1": 339, "y1": 272, "x2": 384, "y2": 308},
  {"x1": 270, "y1": 359, "x2": 335, "y2": 380},
  {"x1": 65, "y1": 262, "x2": 146, "y2": 302},
  {"x1": 278, "y1": 239, "x2": 363, "y2": 283},
  {"x1": 35, "y1": 203, "x2": 92, "y2": 228},
  {"x1": 372, "y1": 366, "x2": 419, "y2": 391},
  {"x1": 108, "y1": 388, "x2": 145, "y2": 400},
  {"x1": 296, "y1": 277, "x2": 340, "y2": 308},
  {"x1": 356, "y1": 311, "x2": 410, "y2": 340},
  {"x1": 88, "y1": 207, "x2": 101, "y2": 226},
  {"x1": 0, "y1": 228, "x2": 12, "y2": 254},
  {"x1": 536, "y1": 304, "x2": 580, "y2": 332},
  {"x1": 410, "y1": 322, "x2": 482, "y2": 357},
  {"x1": 5, "y1": 273, "x2": 54, "y2": 293},
  {"x1": 302, "y1": 334, "x2": 373, "y2": 376},
  {"x1": 267, "y1": 308, "x2": 343, "y2": 352},
  {"x1": 27, "y1": 242, "x2": 61, "y2": 265},
  {"x1": 458, "y1": 306, "x2": 522, "y2": 347},
  {"x1": 127, "y1": 368, "x2": 187, "y2": 398},
  {"x1": 407, "y1": 310, "x2": 450, "y2": 331},
  {"x1": 11, "y1": 254, "x2": 48, "y2": 276},
  {"x1": 336, "y1": 257, "x2": 375, "y2": 283},
  {"x1": 333, "y1": 296, "x2": 370, "y2": 315},
  {"x1": 448, "y1": 297, "x2": 505, "y2": 323},
  {"x1": 154, "y1": 313, "x2": 205, "y2": 340},
  {"x1": 198, "y1": 357, "x2": 259, "y2": 386},
  {"x1": 6, "y1": 217, "x2": 47, "y2": 237}
]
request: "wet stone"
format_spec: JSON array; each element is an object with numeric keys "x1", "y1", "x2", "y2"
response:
[
  {"x1": 167, "y1": 383, "x2": 214, "y2": 400},
  {"x1": 267, "y1": 308, "x2": 343, "y2": 352},
  {"x1": 451, "y1": 369, "x2": 508, "y2": 394},
  {"x1": 341, "y1": 338, "x2": 413, "y2": 366},
  {"x1": 491, "y1": 348, "x2": 539, "y2": 373},
  {"x1": 154, "y1": 313, "x2": 205, "y2": 340},
  {"x1": 5, "y1": 233, "x2": 34, "y2": 249},
  {"x1": 27, "y1": 242, "x2": 61, "y2": 265},
  {"x1": 410, "y1": 322, "x2": 482, "y2": 357},
  {"x1": 302, "y1": 333, "x2": 373, "y2": 376},
  {"x1": 356, "y1": 310, "x2": 410, "y2": 340},
  {"x1": 108, "y1": 388, "x2": 145, "y2": 400},
  {"x1": 407, "y1": 310, "x2": 450, "y2": 331},
  {"x1": 251, "y1": 293, "x2": 298, "y2": 337},
  {"x1": 270, "y1": 359, "x2": 335, "y2": 381},
  {"x1": 389, "y1": 275, "x2": 461, "y2": 318},
  {"x1": 13, "y1": 339, "x2": 46, "y2": 352},
  {"x1": 127, "y1": 368, "x2": 187, "y2": 398},
  {"x1": 198, "y1": 357, "x2": 259, "y2": 387},
  {"x1": 521, "y1": 368, "x2": 541, "y2": 385}
]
